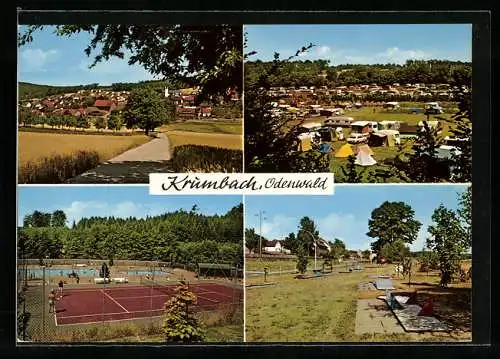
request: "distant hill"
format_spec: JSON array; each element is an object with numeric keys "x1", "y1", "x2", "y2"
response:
[{"x1": 19, "y1": 78, "x2": 195, "y2": 100}]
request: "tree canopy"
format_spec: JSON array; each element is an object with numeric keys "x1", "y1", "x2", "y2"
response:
[
  {"x1": 123, "y1": 87, "x2": 172, "y2": 134},
  {"x1": 18, "y1": 204, "x2": 243, "y2": 266},
  {"x1": 19, "y1": 25, "x2": 242, "y2": 101},
  {"x1": 366, "y1": 201, "x2": 422, "y2": 255}
]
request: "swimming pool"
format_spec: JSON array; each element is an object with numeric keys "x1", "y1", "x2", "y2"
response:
[
  {"x1": 25, "y1": 268, "x2": 98, "y2": 279},
  {"x1": 126, "y1": 270, "x2": 171, "y2": 276}
]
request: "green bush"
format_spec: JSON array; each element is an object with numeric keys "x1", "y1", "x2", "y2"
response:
[
  {"x1": 19, "y1": 151, "x2": 101, "y2": 184},
  {"x1": 171, "y1": 145, "x2": 242, "y2": 172}
]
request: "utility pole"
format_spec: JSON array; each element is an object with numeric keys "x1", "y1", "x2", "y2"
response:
[{"x1": 255, "y1": 211, "x2": 267, "y2": 259}]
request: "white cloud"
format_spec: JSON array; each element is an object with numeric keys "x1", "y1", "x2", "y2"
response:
[
  {"x1": 19, "y1": 48, "x2": 59, "y2": 72},
  {"x1": 62, "y1": 200, "x2": 164, "y2": 225},
  {"x1": 259, "y1": 214, "x2": 297, "y2": 240},
  {"x1": 315, "y1": 45, "x2": 331, "y2": 56},
  {"x1": 375, "y1": 47, "x2": 429, "y2": 64}
]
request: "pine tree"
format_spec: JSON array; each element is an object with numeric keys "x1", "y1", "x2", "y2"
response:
[{"x1": 163, "y1": 281, "x2": 205, "y2": 343}]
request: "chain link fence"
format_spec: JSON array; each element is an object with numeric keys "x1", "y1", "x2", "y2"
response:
[{"x1": 17, "y1": 259, "x2": 243, "y2": 342}]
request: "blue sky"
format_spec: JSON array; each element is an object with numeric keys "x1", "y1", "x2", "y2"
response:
[
  {"x1": 245, "y1": 185, "x2": 469, "y2": 252},
  {"x1": 18, "y1": 186, "x2": 242, "y2": 227},
  {"x1": 245, "y1": 24, "x2": 472, "y2": 65},
  {"x1": 18, "y1": 25, "x2": 159, "y2": 86}
]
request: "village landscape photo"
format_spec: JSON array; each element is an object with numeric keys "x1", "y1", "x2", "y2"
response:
[
  {"x1": 17, "y1": 25, "x2": 243, "y2": 184},
  {"x1": 244, "y1": 24, "x2": 472, "y2": 183}
]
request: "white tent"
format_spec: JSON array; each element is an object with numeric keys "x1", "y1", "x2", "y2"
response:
[{"x1": 355, "y1": 151, "x2": 377, "y2": 166}]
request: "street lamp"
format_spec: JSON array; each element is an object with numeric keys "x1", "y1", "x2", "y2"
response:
[
  {"x1": 301, "y1": 230, "x2": 331, "y2": 271},
  {"x1": 254, "y1": 211, "x2": 267, "y2": 259}
]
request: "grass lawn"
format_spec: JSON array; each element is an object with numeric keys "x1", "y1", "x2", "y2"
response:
[
  {"x1": 168, "y1": 130, "x2": 243, "y2": 151},
  {"x1": 160, "y1": 120, "x2": 242, "y2": 135},
  {"x1": 18, "y1": 131, "x2": 150, "y2": 166},
  {"x1": 245, "y1": 264, "x2": 471, "y2": 342}
]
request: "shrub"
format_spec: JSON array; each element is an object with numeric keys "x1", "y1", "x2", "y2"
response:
[
  {"x1": 171, "y1": 145, "x2": 242, "y2": 173},
  {"x1": 18, "y1": 151, "x2": 101, "y2": 184}
]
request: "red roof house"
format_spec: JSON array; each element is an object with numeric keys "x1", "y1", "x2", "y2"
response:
[{"x1": 94, "y1": 99, "x2": 116, "y2": 111}]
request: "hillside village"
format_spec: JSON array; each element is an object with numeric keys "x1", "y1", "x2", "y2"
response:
[{"x1": 18, "y1": 84, "x2": 241, "y2": 128}]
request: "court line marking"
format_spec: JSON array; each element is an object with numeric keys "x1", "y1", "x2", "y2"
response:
[{"x1": 101, "y1": 289, "x2": 130, "y2": 313}]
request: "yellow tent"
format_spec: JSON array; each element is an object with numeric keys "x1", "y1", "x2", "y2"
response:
[
  {"x1": 356, "y1": 144, "x2": 374, "y2": 155},
  {"x1": 335, "y1": 143, "x2": 354, "y2": 158},
  {"x1": 300, "y1": 138, "x2": 312, "y2": 151}
]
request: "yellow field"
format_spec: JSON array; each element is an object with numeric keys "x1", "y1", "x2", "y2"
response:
[
  {"x1": 19, "y1": 131, "x2": 151, "y2": 166},
  {"x1": 167, "y1": 130, "x2": 243, "y2": 150}
]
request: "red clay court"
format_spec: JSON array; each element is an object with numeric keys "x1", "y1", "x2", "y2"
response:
[{"x1": 54, "y1": 282, "x2": 243, "y2": 326}]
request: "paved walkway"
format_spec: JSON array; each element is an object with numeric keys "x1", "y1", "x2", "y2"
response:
[
  {"x1": 67, "y1": 133, "x2": 173, "y2": 184},
  {"x1": 354, "y1": 299, "x2": 405, "y2": 334},
  {"x1": 108, "y1": 132, "x2": 172, "y2": 162}
]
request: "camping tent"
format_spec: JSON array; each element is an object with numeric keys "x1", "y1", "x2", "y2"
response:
[
  {"x1": 335, "y1": 143, "x2": 354, "y2": 158},
  {"x1": 356, "y1": 144, "x2": 374, "y2": 155},
  {"x1": 355, "y1": 150, "x2": 377, "y2": 166},
  {"x1": 369, "y1": 130, "x2": 400, "y2": 147}
]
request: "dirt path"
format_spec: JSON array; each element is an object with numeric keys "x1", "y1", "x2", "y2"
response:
[{"x1": 67, "y1": 133, "x2": 173, "y2": 184}]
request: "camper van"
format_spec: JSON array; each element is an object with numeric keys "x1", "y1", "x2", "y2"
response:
[
  {"x1": 351, "y1": 121, "x2": 378, "y2": 134},
  {"x1": 323, "y1": 116, "x2": 355, "y2": 127},
  {"x1": 383, "y1": 101, "x2": 400, "y2": 110},
  {"x1": 424, "y1": 102, "x2": 444, "y2": 114}
]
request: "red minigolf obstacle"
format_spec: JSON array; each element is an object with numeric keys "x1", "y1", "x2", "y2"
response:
[{"x1": 418, "y1": 297, "x2": 434, "y2": 316}]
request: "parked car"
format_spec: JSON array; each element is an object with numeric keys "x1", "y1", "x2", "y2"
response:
[
  {"x1": 347, "y1": 132, "x2": 368, "y2": 144},
  {"x1": 424, "y1": 102, "x2": 444, "y2": 114}
]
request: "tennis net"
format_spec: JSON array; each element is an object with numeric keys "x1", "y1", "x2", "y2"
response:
[{"x1": 139, "y1": 277, "x2": 177, "y2": 295}]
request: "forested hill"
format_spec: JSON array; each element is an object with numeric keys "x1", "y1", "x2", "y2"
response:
[
  {"x1": 18, "y1": 78, "x2": 193, "y2": 100},
  {"x1": 18, "y1": 204, "x2": 243, "y2": 265},
  {"x1": 244, "y1": 59, "x2": 472, "y2": 88}
]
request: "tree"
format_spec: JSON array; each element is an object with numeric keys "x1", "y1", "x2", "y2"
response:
[
  {"x1": 295, "y1": 243, "x2": 308, "y2": 274},
  {"x1": 457, "y1": 186, "x2": 472, "y2": 248},
  {"x1": 340, "y1": 154, "x2": 364, "y2": 183},
  {"x1": 297, "y1": 216, "x2": 319, "y2": 256},
  {"x1": 450, "y1": 89, "x2": 472, "y2": 182},
  {"x1": 244, "y1": 44, "x2": 329, "y2": 173},
  {"x1": 51, "y1": 210, "x2": 67, "y2": 227},
  {"x1": 245, "y1": 228, "x2": 262, "y2": 254},
  {"x1": 329, "y1": 238, "x2": 347, "y2": 263},
  {"x1": 123, "y1": 87, "x2": 169, "y2": 135},
  {"x1": 107, "y1": 112, "x2": 123, "y2": 131},
  {"x1": 76, "y1": 115, "x2": 90, "y2": 130},
  {"x1": 366, "y1": 201, "x2": 422, "y2": 256},
  {"x1": 282, "y1": 232, "x2": 299, "y2": 254},
  {"x1": 379, "y1": 239, "x2": 410, "y2": 263},
  {"x1": 94, "y1": 117, "x2": 106, "y2": 131},
  {"x1": 17, "y1": 287, "x2": 31, "y2": 341},
  {"x1": 427, "y1": 204, "x2": 468, "y2": 286},
  {"x1": 405, "y1": 119, "x2": 449, "y2": 182},
  {"x1": 361, "y1": 250, "x2": 372, "y2": 260},
  {"x1": 19, "y1": 25, "x2": 242, "y2": 101},
  {"x1": 163, "y1": 281, "x2": 205, "y2": 343}
]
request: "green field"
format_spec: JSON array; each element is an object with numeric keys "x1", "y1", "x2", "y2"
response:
[
  {"x1": 245, "y1": 263, "x2": 471, "y2": 342},
  {"x1": 160, "y1": 120, "x2": 242, "y2": 135}
]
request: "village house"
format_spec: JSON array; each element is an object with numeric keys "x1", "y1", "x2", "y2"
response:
[{"x1": 262, "y1": 240, "x2": 291, "y2": 255}]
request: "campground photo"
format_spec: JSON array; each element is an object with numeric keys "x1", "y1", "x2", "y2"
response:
[
  {"x1": 244, "y1": 185, "x2": 471, "y2": 342},
  {"x1": 244, "y1": 24, "x2": 472, "y2": 183},
  {"x1": 17, "y1": 187, "x2": 244, "y2": 343},
  {"x1": 17, "y1": 25, "x2": 243, "y2": 184}
]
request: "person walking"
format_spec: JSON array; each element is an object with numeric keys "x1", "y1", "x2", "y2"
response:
[
  {"x1": 58, "y1": 280, "x2": 64, "y2": 298},
  {"x1": 48, "y1": 290, "x2": 56, "y2": 313}
]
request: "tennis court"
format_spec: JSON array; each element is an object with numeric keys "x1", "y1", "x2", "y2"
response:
[{"x1": 53, "y1": 282, "x2": 243, "y2": 326}]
